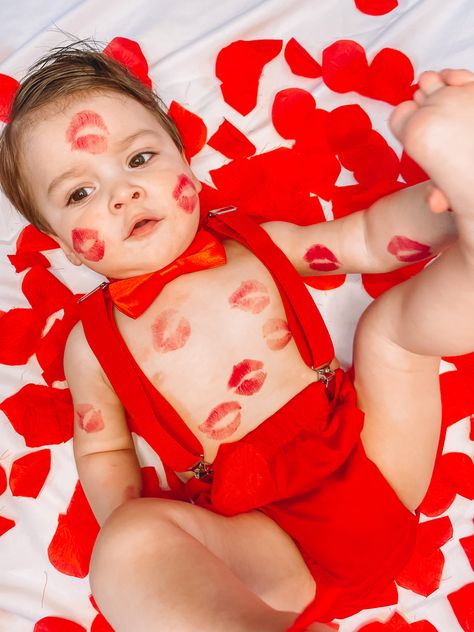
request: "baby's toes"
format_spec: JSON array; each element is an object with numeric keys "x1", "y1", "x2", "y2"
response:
[
  {"x1": 389, "y1": 100, "x2": 419, "y2": 142},
  {"x1": 440, "y1": 68, "x2": 474, "y2": 86},
  {"x1": 418, "y1": 70, "x2": 446, "y2": 96}
]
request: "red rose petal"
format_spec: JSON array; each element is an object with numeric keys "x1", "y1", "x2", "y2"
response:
[
  {"x1": 90, "y1": 614, "x2": 114, "y2": 632},
  {"x1": 332, "y1": 181, "x2": 406, "y2": 219},
  {"x1": 443, "y1": 351, "x2": 474, "y2": 373},
  {"x1": 0, "y1": 464, "x2": 6, "y2": 495},
  {"x1": 421, "y1": 452, "x2": 474, "y2": 516},
  {"x1": 0, "y1": 515, "x2": 15, "y2": 536},
  {"x1": 271, "y1": 88, "x2": 316, "y2": 140},
  {"x1": 354, "y1": 0, "x2": 398, "y2": 15},
  {"x1": 361, "y1": 48, "x2": 415, "y2": 105},
  {"x1": 440, "y1": 370, "x2": 474, "y2": 428},
  {"x1": 7, "y1": 252, "x2": 51, "y2": 273},
  {"x1": 0, "y1": 73, "x2": 20, "y2": 123},
  {"x1": 339, "y1": 130, "x2": 400, "y2": 187},
  {"x1": 141, "y1": 466, "x2": 162, "y2": 497},
  {"x1": 293, "y1": 109, "x2": 331, "y2": 153},
  {"x1": 447, "y1": 583, "x2": 474, "y2": 632},
  {"x1": 305, "y1": 274, "x2": 347, "y2": 291},
  {"x1": 216, "y1": 39, "x2": 283, "y2": 115},
  {"x1": 103, "y1": 37, "x2": 152, "y2": 89},
  {"x1": 357, "y1": 612, "x2": 439, "y2": 630},
  {"x1": 208, "y1": 119, "x2": 256, "y2": 159},
  {"x1": 400, "y1": 150, "x2": 429, "y2": 185},
  {"x1": 36, "y1": 305, "x2": 80, "y2": 385},
  {"x1": 0, "y1": 307, "x2": 46, "y2": 365},
  {"x1": 168, "y1": 100, "x2": 207, "y2": 161},
  {"x1": 362, "y1": 260, "x2": 427, "y2": 299},
  {"x1": 0, "y1": 383, "x2": 73, "y2": 447},
  {"x1": 322, "y1": 40, "x2": 369, "y2": 93},
  {"x1": 327, "y1": 104, "x2": 372, "y2": 151},
  {"x1": 284, "y1": 38, "x2": 322, "y2": 78},
  {"x1": 48, "y1": 481, "x2": 99, "y2": 577},
  {"x1": 22, "y1": 266, "x2": 73, "y2": 316},
  {"x1": 460, "y1": 534, "x2": 474, "y2": 571},
  {"x1": 9, "y1": 449, "x2": 51, "y2": 498},
  {"x1": 34, "y1": 617, "x2": 86, "y2": 632},
  {"x1": 16, "y1": 225, "x2": 59, "y2": 253},
  {"x1": 294, "y1": 148, "x2": 341, "y2": 200}
]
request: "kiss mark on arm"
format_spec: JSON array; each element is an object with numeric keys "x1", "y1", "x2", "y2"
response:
[
  {"x1": 228, "y1": 279, "x2": 270, "y2": 314},
  {"x1": 173, "y1": 174, "x2": 197, "y2": 214},
  {"x1": 227, "y1": 359, "x2": 267, "y2": 396},
  {"x1": 387, "y1": 235, "x2": 433, "y2": 263},
  {"x1": 152, "y1": 308, "x2": 191, "y2": 353},
  {"x1": 262, "y1": 318, "x2": 292, "y2": 350},
  {"x1": 303, "y1": 244, "x2": 340, "y2": 272},
  {"x1": 76, "y1": 403, "x2": 105, "y2": 433},
  {"x1": 66, "y1": 110, "x2": 109, "y2": 154},
  {"x1": 72, "y1": 228, "x2": 105, "y2": 262},
  {"x1": 198, "y1": 401, "x2": 242, "y2": 440}
]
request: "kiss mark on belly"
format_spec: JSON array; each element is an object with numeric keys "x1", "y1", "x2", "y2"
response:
[
  {"x1": 76, "y1": 404, "x2": 105, "y2": 433},
  {"x1": 262, "y1": 318, "x2": 292, "y2": 350},
  {"x1": 198, "y1": 401, "x2": 242, "y2": 440},
  {"x1": 72, "y1": 228, "x2": 105, "y2": 262},
  {"x1": 228, "y1": 279, "x2": 270, "y2": 314},
  {"x1": 66, "y1": 110, "x2": 109, "y2": 154},
  {"x1": 387, "y1": 235, "x2": 433, "y2": 263},
  {"x1": 173, "y1": 173, "x2": 198, "y2": 214},
  {"x1": 227, "y1": 359, "x2": 267, "y2": 396},
  {"x1": 152, "y1": 308, "x2": 191, "y2": 353},
  {"x1": 304, "y1": 244, "x2": 340, "y2": 272}
]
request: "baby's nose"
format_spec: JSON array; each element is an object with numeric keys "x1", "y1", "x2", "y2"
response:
[{"x1": 114, "y1": 190, "x2": 141, "y2": 210}]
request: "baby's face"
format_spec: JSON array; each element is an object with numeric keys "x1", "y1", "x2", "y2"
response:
[{"x1": 22, "y1": 92, "x2": 201, "y2": 278}]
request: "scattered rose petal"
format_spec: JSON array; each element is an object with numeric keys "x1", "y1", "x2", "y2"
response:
[
  {"x1": 460, "y1": 534, "x2": 474, "y2": 571},
  {"x1": 440, "y1": 370, "x2": 474, "y2": 428},
  {"x1": 362, "y1": 259, "x2": 427, "y2": 299},
  {"x1": 0, "y1": 307, "x2": 46, "y2": 365},
  {"x1": 354, "y1": 0, "x2": 398, "y2": 15},
  {"x1": 103, "y1": 37, "x2": 152, "y2": 89},
  {"x1": 447, "y1": 583, "x2": 474, "y2": 632},
  {"x1": 400, "y1": 150, "x2": 429, "y2": 185},
  {"x1": 332, "y1": 181, "x2": 406, "y2": 219},
  {"x1": 16, "y1": 225, "x2": 59, "y2": 253},
  {"x1": 271, "y1": 88, "x2": 317, "y2": 140},
  {"x1": 0, "y1": 73, "x2": 20, "y2": 123},
  {"x1": 322, "y1": 40, "x2": 369, "y2": 93},
  {"x1": 361, "y1": 48, "x2": 415, "y2": 105},
  {"x1": 208, "y1": 119, "x2": 256, "y2": 159},
  {"x1": 327, "y1": 104, "x2": 372, "y2": 151},
  {"x1": 0, "y1": 515, "x2": 15, "y2": 536},
  {"x1": 9, "y1": 449, "x2": 51, "y2": 498},
  {"x1": 0, "y1": 384, "x2": 73, "y2": 447},
  {"x1": 34, "y1": 617, "x2": 86, "y2": 632},
  {"x1": 305, "y1": 274, "x2": 347, "y2": 290},
  {"x1": 48, "y1": 481, "x2": 99, "y2": 577},
  {"x1": 7, "y1": 252, "x2": 50, "y2": 273},
  {"x1": 216, "y1": 39, "x2": 283, "y2": 115},
  {"x1": 420, "y1": 452, "x2": 474, "y2": 516},
  {"x1": 0, "y1": 464, "x2": 6, "y2": 495},
  {"x1": 284, "y1": 38, "x2": 322, "y2": 78},
  {"x1": 90, "y1": 614, "x2": 114, "y2": 632},
  {"x1": 22, "y1": 266, "x2": 74, "y2": 317},
  {"x1": 339, "y1": 130, "x2": 400, "y2": 187},
  {"x1": 36, "y1": 305, "x2": 80, "y2": 385},
  {"x1": 168, "y1": 100, "x2": 207, "y2": 161}
]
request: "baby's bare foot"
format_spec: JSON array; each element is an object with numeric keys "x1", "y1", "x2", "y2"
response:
[{"x1": 390, "y1": 68, "x2": 474, "y2": 217}]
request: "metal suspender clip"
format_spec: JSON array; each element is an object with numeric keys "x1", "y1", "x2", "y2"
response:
[
  {"x1": 207, "y1": 205, "x2": 237, "y2": 217},
  {"x1": 188, "y1": 457, "x2": 213, "y2": 481},
  {"x1": 311, "y1": 364, "x2": 335, "y2": 387},
  {"x1": 77, "y1": 281, "x2": 109, "y2": 304}
]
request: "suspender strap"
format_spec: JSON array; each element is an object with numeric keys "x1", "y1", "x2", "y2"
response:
[
  {"x1": 206, "y1": 210, "x2": 334, "y2": 368},
  {"x1": 78, "y1": 284, "x2": 201, "y2": 471}
]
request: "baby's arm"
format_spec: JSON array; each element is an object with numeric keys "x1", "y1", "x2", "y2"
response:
[
  {"x1": 263, "y1": 181, "x2": 457, "y2": 275},
  {"x1": 64, "y1": 323, "x2": 142, "y2": 526}
]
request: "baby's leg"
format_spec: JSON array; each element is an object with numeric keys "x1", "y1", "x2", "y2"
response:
[
  {"x1": 354, "y1": 70, "x2": 474, "y2": 511},
  {"x1": 89, "y1": 497, "x2": 330, "y2": 632}
]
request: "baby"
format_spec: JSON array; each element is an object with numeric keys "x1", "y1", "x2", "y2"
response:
[{"x1": 1, "y1": 40, "x2": 473, "y2": 632}]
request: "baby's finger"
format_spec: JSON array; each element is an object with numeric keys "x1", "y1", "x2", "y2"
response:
[
  {"x1": 439, "y1": 68, "x2": 474, "y2": 86},
  {"x1": 418, "y1": 71, "x2": 446, "y2": 96}
]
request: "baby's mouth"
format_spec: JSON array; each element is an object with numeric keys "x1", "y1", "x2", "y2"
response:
[{"x1": 127, "y1": 218, "x2": 160, "y2": 238}]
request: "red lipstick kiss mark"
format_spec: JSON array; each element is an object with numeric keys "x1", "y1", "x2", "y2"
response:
[
  {"x1": 262, "y1": 318, "x2": 292, "y2": 351},
  {"x1": 198, "y1": 401, "x2": 242, "y2": 440},
  {"x1": 387, "y1": 235, "x2": 433, "y2": 263},
  {"x1": 229, "y1": 280, "x2": 270, "y2": 314},
  {"x1": 304, "y1": 244, "x2": 340, "y2": 272},
  {"x1": 66, "y1": 110, "x2": 109, "y2": 154},
  {"x1": 76, "y1": 404, "x2": 105, "y2": 433},
  {"x1": 152, "y1": 308, "x2": 191, "y2": 353},
  {"x1": 72, "y1": 228, "x2": 105, "y2": 262},
  {"x1": 227, "y1": 359, "x2": 267, "y2": 396},
  {"x1": 172, "y1": 173, "x2": 197, "y2": 214}
]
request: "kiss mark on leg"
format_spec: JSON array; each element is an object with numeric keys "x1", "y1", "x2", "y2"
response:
[
  {"x1": 387, "y1": 235, "x2": 433, "y2": 262},
  {"x1": 66, "y1": 110, "x2": 109, "y2": 154},
  {"x1": 72, "y1": 228, "x2": 105, "y2": 262},
  {"x1": 304, "y1": 244, "x2": 340, "y2": 272},
  {"x1": 173, "y1": 173, "x2": 198, "y2": 213},
  {"x1": 262, "y1": 318, "x2": 292, "y2": 350},
  {"x1": 227, "y1": 359, "x2": 267, "y2": 396},
  {"x1": 228, "y1": 280, "x2": 270, "y2": 314},
  {"x1": 76, "y1": 404, "x2": 105, "y2": 433},
  {"x1": 152, "y1": 308, "x2": 191, "y2": 353},
  {"x1": 198, "y1": 401, "x2": 242, "y2": 440}
]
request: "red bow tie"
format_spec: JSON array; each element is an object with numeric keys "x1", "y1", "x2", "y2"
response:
[{"x1": 108, "y1": 228, "x2": 226, "y2": 318}]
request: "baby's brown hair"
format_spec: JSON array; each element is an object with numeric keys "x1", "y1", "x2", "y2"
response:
[{"x1": 0, "y1": 38, "x2": 184, "y2": 235}]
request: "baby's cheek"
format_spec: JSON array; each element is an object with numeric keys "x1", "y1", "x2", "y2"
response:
[
  {"x1": 72, "y1": 228, "x2": 105, "y2": 262},
  {"x1": 172, "y1": 173, "x2": 198, "y2": 214},
  {"x1": 76, "y1": 404, "x2": 105, "y2": 433}
]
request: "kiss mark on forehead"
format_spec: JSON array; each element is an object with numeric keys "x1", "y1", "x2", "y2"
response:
[
  {"x1": 173, "y1": 174, "x2": 197, "y2": 214},
  {"x1": 66, "y1": 110, "x2": 109, "y2": 154},
  {"x1": 72, "y1": 228, "x2": 105, "y2": 262}
]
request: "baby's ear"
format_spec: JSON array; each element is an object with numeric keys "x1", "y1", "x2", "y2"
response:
[{"x1": 47, "y1": 233, "x2": 82, "y2": 266}]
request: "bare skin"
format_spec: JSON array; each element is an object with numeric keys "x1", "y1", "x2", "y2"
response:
[{"x1": 19, "y1": 69, "x2": 473, "y2": 630}]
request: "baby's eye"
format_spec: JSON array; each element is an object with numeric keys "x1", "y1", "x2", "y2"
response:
[
  {"x1": 129, "y1": 152, "x2": 155, "y2": 168},
  {"x1": 67, "y1": 187, "x2": 93, "y2": 205}
]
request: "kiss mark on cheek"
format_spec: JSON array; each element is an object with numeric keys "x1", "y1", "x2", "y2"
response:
[
  {"x1": 172, "y1": 173, "x2": 198, "y2": 214},
  {"x1": 72, "y1": 228, "x2": 105, "y2": 262},
  {"x1": 262, "y1": 318, "x2": 292, "y2": 351},
  {"x1": 198, "y1": 401, "x2": 242, "y2": 440},
  {"x1": 387, "y1": 236, "x2": 433, "y2": 263},
  {"x1": 66, "y1": 110, "x2": 109, "y2": 154},
  {"x1": 304, "y1": 244, "x2": 340, "y2": 272},
  {"x1": 152, "y1": 308, "x2": 191, "y2": 353},
  {"x1": 76, "y1": 404, "x2": 105, "y2": 433},
  {"x1": 229, "y1": 280, "x2": 270, "y2": 314},
  {"x1": 228, "y1": 359, "x2": 267, "y2": 396}
]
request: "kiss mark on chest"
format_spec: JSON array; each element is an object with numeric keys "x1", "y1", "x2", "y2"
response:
[
  {"x1": 227, "y1": 359, "x2": 267, "y2": 395},
  {"x1": 198, "y1": 401, "x2": 242, "y2": 440},
  {"x1": 152, "y1": 308, "x2": 191, "y2": 352},
  {"x1": 228, "y1": 279, "x2": 270, "y2": 314},
  {"x1": 262, "y1": 318, "x2": 292, "y2": 350}
]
